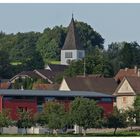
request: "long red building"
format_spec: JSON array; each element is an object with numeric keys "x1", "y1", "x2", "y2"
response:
[{"x1": 0, "y1": 89, "x2": 115, "y2": 120}]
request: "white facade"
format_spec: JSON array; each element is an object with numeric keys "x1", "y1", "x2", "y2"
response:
[{"x1": 61, "y1": 50, "x2": 85, "y2": 65}]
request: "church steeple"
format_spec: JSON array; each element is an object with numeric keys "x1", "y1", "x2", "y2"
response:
[
  {"x1": 62, "y1": 16, "x2": 84, "y2": 50},
  {"x1": 61, "y1": 16, "x2": 85, "y2": 65}
]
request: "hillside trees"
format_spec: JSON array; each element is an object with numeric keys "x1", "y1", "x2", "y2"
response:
[
  {"x1": 0, "y1": 50, "x2": 11, "y2": 78},
  {"x1": 106, "y1": 41, "x2": 140, "y2": 75}
]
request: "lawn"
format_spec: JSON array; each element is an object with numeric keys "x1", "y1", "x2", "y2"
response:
[
  {"x1": 10, "y1": 62, "x2": 22, "y2": 65},
  {"x1": 49, "y1": 60, "x2": 60, "y2": 64},
  {"x1": 0, "y1": 131, "x2": 140, "y2": 137}
]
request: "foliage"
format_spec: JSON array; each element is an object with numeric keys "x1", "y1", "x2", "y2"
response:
[
  {"x1": 126, "y1": 108, "x2": 136, "y2": 130},
  {"x1": 0, "y1": 110, "x2": 12, "y2": 134},
  {"x1": 36, "y1": 26, "x2": 66, "y2": 63},
  {"x1": 42, "y1": 101, "x2": 66, "y2": 134},
  {"x1": 0, "y1": 50, "x2": 11, "y2": 78},
  {"x1": 133, "y1": 96, "x2": 140, "y2": 125},
  {"x1": 64, "y1": 48, "x2": 114, "y2": 77},
  {"x1": 75, "y1": 21, "x2": 104, "y2": 52},
  {"x1": 107, "y1": 107, "x2": 128, "y2": 135},
  {"x1": 16, "y1": 109, "x2": 33, "y2": 134},
  {"x1": 106, "y1": 41, "x2": 140, "y2": 75},
  {"x1": 71, "y1": 97, "x2": 103, "y2": 136},
  {"x1": 12, "y1": 77, "x2": 35, "y2": 89}
]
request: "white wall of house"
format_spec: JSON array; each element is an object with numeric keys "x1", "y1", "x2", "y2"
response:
[
  {"x1": 116, "y1": 96, "x2": 136, "y2": 110},
  {"x1": 117, "y1": 80, "x2": 134, "y2": 94},
  {"x1": 61, "y1": 50, "x2": 85, "y2": 65},
  {"x1": 115, "y1": 79, "x2": 136, "y2": 110},
  {"x1": 59, "y1": 79, "x2": 70, "y2": 91}
]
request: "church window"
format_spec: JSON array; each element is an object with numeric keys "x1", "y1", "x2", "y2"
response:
[
  {"x1": 78, "y1": 52, "x2": 83, "y2": 58},
  {"x1": 65, "y1": 52, "x2": 72, "y2": 58}
]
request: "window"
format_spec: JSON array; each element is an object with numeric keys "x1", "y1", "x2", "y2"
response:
[
  {"x1": 123, "y1": 97, "x2": 127, "y2": 104},
  {"x1": 78, "y1": 52, "x2": 83, "y2": 58},
  {"x1": 18, "y1": 107, "x2": 27, "y2": 112},
  {"x1": 101, "y1": 98, "x2": 112, "y2": 102},
  {"x1": 65, "y1": 52, "x2": 72, "y2": 58},
  {"x1": 45, "y1": 97, "x2": 55, "y2": 102}
]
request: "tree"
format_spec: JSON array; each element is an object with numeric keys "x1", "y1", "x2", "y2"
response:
[
  {"x1": 126, "y1": 108, "x2": 136, "y2": 130},
  {"x1": 71, "y1": 97, "x2": 103, "y2": 136},
  {"x1": 43, "y1": 101, "x2": 66, "y2": 135},
  {"x1": 75, "y1": 21, "x2": 104, "y2": 52},
  {"x1": 0, "y1": 50, "x2": 11, "y2": 78},
  {"x1": 0, "y1": 110, "x2": 12, "y2": 134},
  {"x1": 64, "y1": 60, "x2": 84, "y2": 77},
  {"x1": 36, "y1": 26, "x2": 66, "y2": 63},
  {"x1": 64, "y1": 48, "x2": 114, "y2": 77},
  {"x1": 133, "y1": 96, "x2": 140, "y2": 125},
  {"x1": 16, "y1": 109, "x2": 33, "y2": 134},
  {"x1": 107, "y1": 107, "x2": 127, "y2": 135}
]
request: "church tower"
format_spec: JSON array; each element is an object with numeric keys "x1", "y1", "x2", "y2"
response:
[{"x1": 61, "y1": 15, "x2": 85, "y2": 65}]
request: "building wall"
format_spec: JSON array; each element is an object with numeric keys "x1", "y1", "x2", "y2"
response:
[
  {"x1": 59, "y1": 79, "x2": 70, "y2": 91},
  {"x1": 117, "y1": 79, "x2": 134, "y2": 94},
  {"x1": 3, "y1": 98, "x2": 37, "y2": 120},
  {"x1": 116, "y1": 96, "x2": 136, "y2": 110},
  {"x1": 61, "y1": 50, "x2": 85, "y2": 65},
  {"x1": 98, "y1": 101, "x2": 114, "y2": 115},
  {"x1": 115, "y1": 79, "x2": 136, "y2": 110},
  {"x1": 0, "y1": 96, "x2": 2, "y2": 112},
  {"x1": 2, "y1": 95, "x2": 114, "y2": 120}
]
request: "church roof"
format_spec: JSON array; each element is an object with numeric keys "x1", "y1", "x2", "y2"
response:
[{"x1": 62, "y1": 17, "x2": 84, "y2": 50}]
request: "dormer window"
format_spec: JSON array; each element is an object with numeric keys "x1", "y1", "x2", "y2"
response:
[{"x1": 65, "y1": 52, "x2": 72, "y2": 58}]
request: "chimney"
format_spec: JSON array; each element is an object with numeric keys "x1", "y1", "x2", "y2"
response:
[
  {"x1": 21, "y1": 85, "x2": 24, "y2": 90},
  {"x1": 138, "y1": 69, "x2": 140, "y2": 77},
  {"x1": 134, "y1": 66, "x2": 137, "y2": 73},
  {"x1": 125, "y1": 68, "x2": 128, "y2": 71}
]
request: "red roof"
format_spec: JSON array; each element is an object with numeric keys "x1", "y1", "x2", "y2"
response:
[
  {"x1": 0, "y1": 82, "x2": 11, "y2": 89},
  {"x1": 115, "y1": 68, "x2": 138, "y2": 81}
]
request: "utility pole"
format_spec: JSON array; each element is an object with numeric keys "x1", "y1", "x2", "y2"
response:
[{"x1": 84, "y1": 58, "x2": 86, "y2": 77}]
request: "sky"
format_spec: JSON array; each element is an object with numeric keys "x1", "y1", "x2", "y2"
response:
[{"x1": 0, "y1": 3, "x2": 140, "y2": 48}]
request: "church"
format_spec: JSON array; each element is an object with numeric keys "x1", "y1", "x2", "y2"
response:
[{"x1": 61, "y1": 15, "x2": 85, "y2": 65}]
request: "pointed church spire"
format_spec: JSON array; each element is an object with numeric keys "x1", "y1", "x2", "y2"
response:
[
  {"x1": 62, "y1": 16, "x2": 84, "y2": 50},
  {"x1": 72, "y1": 13, "x2": 74, "y2": 19}
]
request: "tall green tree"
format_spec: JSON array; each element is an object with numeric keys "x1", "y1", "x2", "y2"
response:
[
  {"x1": 43, "y1": 101, "x2": 66, "y2": 135},
  {"x1": 107, "y1": 107, "x2": 127, "y2": 135},
  {"x1": 75, "y1": 21, "x2": 104, "y2": 52},
  {"x1": 71, "y1": 97, "x2": 103, "y2": 136},
  {"x1": 36, "y1": 26, "x2": 66, "y2": 63}
]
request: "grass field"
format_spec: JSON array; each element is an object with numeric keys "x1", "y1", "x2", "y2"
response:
[
  {"x1": 10, "y1": 62, "x2": 22, "y2": 65},
  {"x1": 0, "y1": 131, "x2": 140, "y2": 137},
  {"x1": 49, "y1": 60, "x2": 60, "y2": 64}
]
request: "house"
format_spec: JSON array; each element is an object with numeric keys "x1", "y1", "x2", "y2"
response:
[
  {"x1": 59, "y1": 76, "x2": 118, "y2": 95},
  {"x1": 0, "y1": 89, "x2": 115, "y2": 120},
  {"x1": 61, "y1": 15, "x2": 85, "y2": 65},
  {"x1": 115, "y1": 66, "x2": 140, "y2": 82},
  {"x1": 9, "y1": 64, "x2": 68, "y2": 85},
  {"x1": 114, "y1": 76, "x2": 140, "y2": 110},
  {"x1": 9, "y1": 71, "x2": 43, "y2": 83}
]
